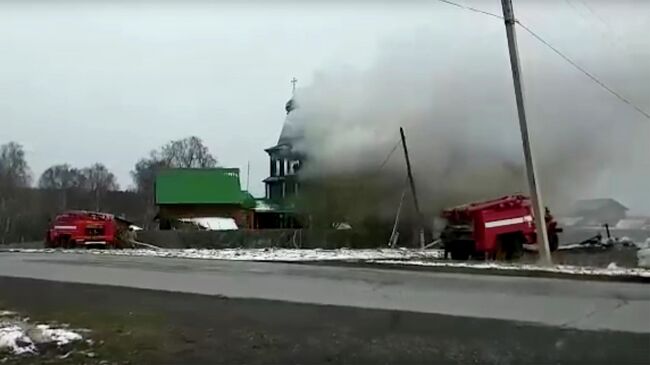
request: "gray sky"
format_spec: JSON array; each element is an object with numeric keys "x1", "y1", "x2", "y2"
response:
[{"x1": 2, "y1": 1, "x2": 649, "y2": 213}]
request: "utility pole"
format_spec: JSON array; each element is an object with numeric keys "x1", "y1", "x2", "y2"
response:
[
  {"x1": 500, "y1": 0, "x2": 552, "y2": 264},
  {"x1": 388, "y1": 184, "x2": 408, "y2": 248},
  {"x1": 399, "y1": 127, "x2": 425, "y2": 249}
]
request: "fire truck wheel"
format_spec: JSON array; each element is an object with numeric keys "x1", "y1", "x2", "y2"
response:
[
  {"x1": 497, "y1": 233, "x2": 525, "y2": 261},
  {"x1": 449, "y1": 241, "x2": 472, "y2": 260},
  {"x1": 450, "y1": 249, "x2": 469, "y2": 260},
  {"x1": 61, "y1": 237, "x2": 74, "y2": 249}
]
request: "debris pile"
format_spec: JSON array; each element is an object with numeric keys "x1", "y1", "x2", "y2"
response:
[{"x1": 558, "y1": 234, "x2": 638, "y2": 250}]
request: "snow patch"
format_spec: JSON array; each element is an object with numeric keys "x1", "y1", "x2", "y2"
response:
[
  {"x1": 35, "y1": 325, "x2": 82, "y2": 345},
  {"x1": 179, "y1": 217, "x2": 238, "y2": 231},
  {"x1": 558, "y1": 244, "x2": 591, "y2": 251},
  {"x1": 637, "y1": 239, "x2": 650, "y2": 267},
  {"x1": 0, "y1": 325, "x2": 35, "y2": 355},
  {"x1": 0, "y1": 312, "x2": 84, "y2": 356},
  {"x1": 369, "y1": 259, "x2": 650, "y2": 278},
  {"x1": 5, "y1": 246, "x2": 649, "y2": 275},
  {"x1": 638, "y1": 247, "x2": 650, "y2": 268},
  {"x1": 2, "y1": 247, "x2": 445, "y2": 262}
]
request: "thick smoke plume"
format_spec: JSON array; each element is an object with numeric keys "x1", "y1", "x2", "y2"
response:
[{"x1": 285, "y1": 29, "x2": 649, "y2": 222}]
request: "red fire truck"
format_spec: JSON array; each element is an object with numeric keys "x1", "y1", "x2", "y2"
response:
[
  {"x1": 440, "y1": 195, "x2": 561, "y2": 260},
  {"x1": 45, "y1": 211, "x2": 119, "y2": 248}
]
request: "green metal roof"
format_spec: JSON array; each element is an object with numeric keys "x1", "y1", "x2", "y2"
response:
[
  {"x1": 156, "y1": 168, "x2": 250, "y2": 205},
  {"x1": 241, "y1": 191, "x2": 257, "y2": 209}
]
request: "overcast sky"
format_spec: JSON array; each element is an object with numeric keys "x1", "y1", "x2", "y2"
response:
[{"x1": 2, "y1": 0, "x2": 649, "y2": 213}]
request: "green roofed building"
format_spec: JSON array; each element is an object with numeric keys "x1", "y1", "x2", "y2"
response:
[{"x1": 155, "y1": 168, "x2": 256, "y2": 229}]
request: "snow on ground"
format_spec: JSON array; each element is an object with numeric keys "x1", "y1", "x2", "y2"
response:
[
  {"x1": 0, "y1": 312, "x2": 84, "y2": 356},
  {"x1": 369, "y1": 259, "x2": 650, "y2": 278},
  {"x1": 35, "y1": 325, "x2": 82, "y2": 345},
  {"x1": 0, "y1": 325, "x2": 34, "y2": 355},
  {"x1": 638, "y1": 238, "x2": 650, "y2": 268},
  {"x1": 3, "y1": 244, "x2": 649, "y2": 276},
  {"x1": 179, "y1": 217, "x2": 238, "y2": 231},
  {"x1": 3, "y1": 247, "x2": 446, "y2": 262}
]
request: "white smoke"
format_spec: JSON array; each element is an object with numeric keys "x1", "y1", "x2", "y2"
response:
[{"x1": 285, "y1": 28, "x2": 649, "y2": 217}]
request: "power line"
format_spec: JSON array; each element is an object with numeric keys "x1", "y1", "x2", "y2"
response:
[
  {"x1": 563, "y1": 0, "x2": 585, "y2": 19},
  {"x1": 436, "y1": 0, "x2": 503, "y2": 20},
  {"x1": 435, "y1": 0, "x2": 650, "y2": 121},
  {"x1": 341, "y1": 138, "x2": 401, "y2": 222},
  {"x1": 575, "y1": 0, "x2": 611, "y2": 29},
  {"x1": 356, "y1": 138, "x2": 401, "y2": 194},
  {"x1": 374, "y1": 139, "x2": 401, "y2": 175},
  {"x1": 563, "y1": 0, "x2": 627, "y2": 53},
  {"x1": 516, "y1": 21, "x2": 650, "y2": 121},
  {"x1": 351, "y1": 138, "x2": 400, "y2": 192}
]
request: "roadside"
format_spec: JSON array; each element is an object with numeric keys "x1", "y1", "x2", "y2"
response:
[
  {"x1": 2, "y1": 245, "x2": 649, "y2": 283},
  {"x1": 3, "y1": 236, "x2": 646, "y2": 269},
  {"x1": 0, "y1": 242, "x2": 42, "y2": 250},
  {"x1": 0, "y1": 276, "x2": 648, "y2": 364}
]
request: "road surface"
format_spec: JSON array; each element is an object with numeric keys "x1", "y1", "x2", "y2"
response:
[{"x1": 0, "y1": 252, "x2": 648, "y2": 333}]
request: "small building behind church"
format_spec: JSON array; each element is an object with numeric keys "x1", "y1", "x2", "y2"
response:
[{"x1": 564, "y1": 198, "x2": 629, "y2": 226}]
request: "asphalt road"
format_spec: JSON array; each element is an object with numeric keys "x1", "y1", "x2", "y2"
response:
[
  {"x1": 0, "y1": 252, "x2": 648, "y2": 334},
  {"x1": 3, "y1": 276, "x2": 649, "y2": 364}
]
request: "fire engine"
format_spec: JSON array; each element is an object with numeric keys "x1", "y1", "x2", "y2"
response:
[
  {"x1": 45, "y1": 211, "x2": 119, "y2": 248},
  {"x1": 440, "y1": 195, "x2": 561, "y2": 260}
]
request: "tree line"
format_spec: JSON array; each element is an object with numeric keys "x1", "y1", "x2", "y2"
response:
[{"x1": 0, "y1": 136, "x2": 217, "y2": 243}]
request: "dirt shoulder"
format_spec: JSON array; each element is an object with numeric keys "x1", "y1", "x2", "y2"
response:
[{"x1": 1, "y1": 276, "x2": 648, "y2": 364}]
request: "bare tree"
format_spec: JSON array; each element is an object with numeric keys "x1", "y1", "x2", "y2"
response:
[
  {"x1": 82, "y1": 163, "x2": 119, "y2": 192},
  {"x1": 160, "y1": 136, "x2": 217, "y2": 168},
  {"x1": 38, "y1": 164, "x2": 85, "y2": 190},
  {"x1": 38, "y1": 164, "x2": 85, "y2": 211},
  {"x1": 0, "y1": 145, "x2": 137, "y2": 242},
  {"x1": 0, "y1": 142, "x2": 31, "y2": 189},
  {"x1": 131, "y1": 155, "x2": 166, "y2": 192},
  {"x1": 130, "y1": 136, "x2": 217, "y2": 228},
  {"x1": 131, "y1": 136, "x2": 217, "y2": 192},
  {"x1": 38, "y1": 163, "x2": 119, "y2": 211},
  {"x1": 82, "y1": 163, "x2": 119, "y2": 210},
  {"x1": 131, "y1": 156, "x2": 169, "y2": 227},
  {"x1": 0, "y1": 142, "x2": 31, "y2": 243}
]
